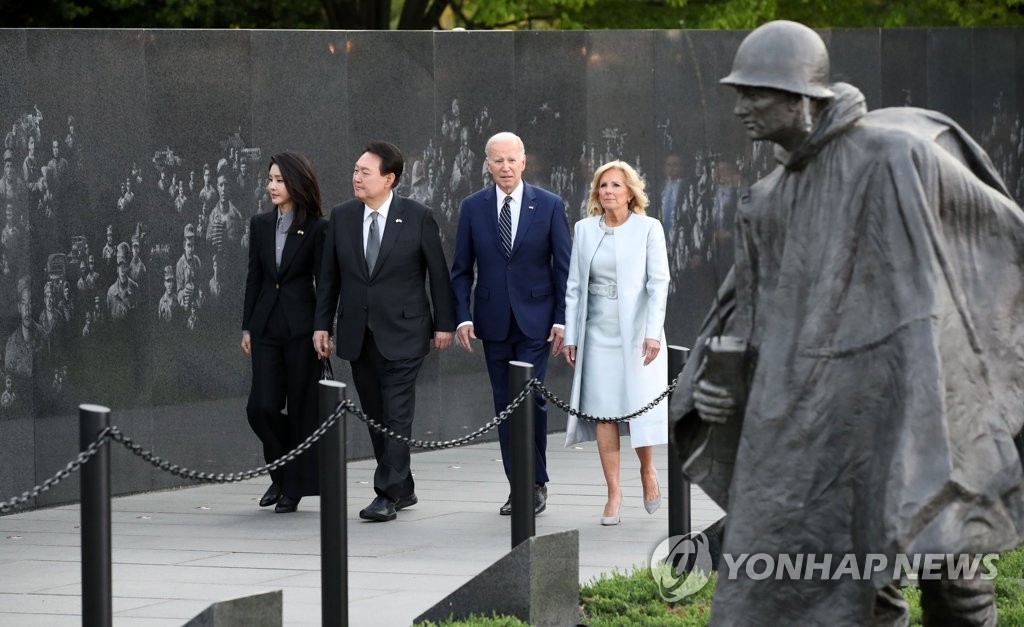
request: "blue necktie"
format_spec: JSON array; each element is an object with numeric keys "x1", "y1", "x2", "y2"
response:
[{"x1": 499, "y1": 195, "x2": 513, "y2": 257}]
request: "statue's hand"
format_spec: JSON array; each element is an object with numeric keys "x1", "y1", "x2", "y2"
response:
[{"x1": 694, "y1": 378, "x2": 736, "y2": 424}]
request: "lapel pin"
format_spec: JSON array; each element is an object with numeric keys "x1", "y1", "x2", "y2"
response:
[
  {"x1": 395, "y1": 218, "x2": 403, "y2": 223},
  {"x1": 528, "y1": 205, "x2": 535, "y2": 210},
  {"x1": 297, "y1": 230, "x2": 304, "y2": 235}
]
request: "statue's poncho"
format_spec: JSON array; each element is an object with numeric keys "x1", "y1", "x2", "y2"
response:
[{"x1": 671, "y1": 83, "x2": 1024, "y2": 622}]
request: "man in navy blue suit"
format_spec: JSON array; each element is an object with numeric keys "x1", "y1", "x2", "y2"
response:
[{"x1": 451, "y1": 131, "x2": 571, "y2": 515}]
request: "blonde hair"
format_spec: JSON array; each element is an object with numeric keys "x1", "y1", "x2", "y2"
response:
[{"x1": 586, "y1": 160, "x2": 649, "y2": 217}]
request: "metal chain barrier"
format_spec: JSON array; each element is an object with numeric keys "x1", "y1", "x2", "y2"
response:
[
  {"x1": 346, "y1": 379, "x2": 535, "y2": 449},
  {"x1": 107, "y1": 401, "x2": 348, "y2": 483},
  {"x1": 0, "y1": 403, "x2": 347, "y2": 513},
  {"x1": 0, "y1": 428, "x2": 113, "y2": 513},
  {"x1": 535, "y1": 376, "x2": 681, "y2": 424},
  {"x1": 0, "y1": 374, "x2": 681, "y2": 512}
]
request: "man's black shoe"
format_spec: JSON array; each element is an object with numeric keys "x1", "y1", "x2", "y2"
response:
[
  {"x1": 259, "y1": 483, "x2": 281, "y2": 507},
  {"x1": 499, "y1": 486, "x2": 547, "y2": 516},
  {"x1": 274, "y1": 494, "x2": 300, "y2": 513},
  {"x1": 534, "y1": 484, "x2": 547, "y2": 515},
  {"x1": 394, "y1": 493, "x2": 418, "y2": 511},
  {"x1": 359, "y1": 496, "x2": 397, "y2": 522}
]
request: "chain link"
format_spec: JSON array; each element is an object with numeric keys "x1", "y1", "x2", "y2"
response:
[
  {"x1": 0, "y1": 428, "x2": 113, "y2": 514},
  {"x1": 346, "y1": 379, "x2": 536, "y2": 449},
  {"x1": 0, "y1": 376, "x2": 680, "y2": 512},
  {"x1": 108, "y1": 403, "x2": 345, "y2": 483},
  {"x1": 535, "y1": 376, "x2": 680, "y2": 423}
]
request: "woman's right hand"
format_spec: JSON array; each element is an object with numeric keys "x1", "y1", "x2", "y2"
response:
[
  {"x1": 240, "y1": 331, "x2": 251, "y2": 355},
  {"x1": 562, "y1": 345, "x2": 576, "y2": 368}
]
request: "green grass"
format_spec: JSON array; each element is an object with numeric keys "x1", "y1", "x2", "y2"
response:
[
  {"x1": 423, "y1": 547, "x2": 1024, "y2": 626},
  {"x1": 415, "y1": 613, "x2": 529, "y2": 626},
  {"x1": 579, "y1": 566, "x2": 716, "y2": 626}
]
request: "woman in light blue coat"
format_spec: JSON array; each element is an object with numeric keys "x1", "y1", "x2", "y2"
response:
[{"x1": 562, "y1": 160, "x2": 670, "y2": 526}]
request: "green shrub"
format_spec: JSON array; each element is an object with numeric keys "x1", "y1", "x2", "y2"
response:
[{"x1": 580, "y1": 566, "x2": 715, "y2": 626}]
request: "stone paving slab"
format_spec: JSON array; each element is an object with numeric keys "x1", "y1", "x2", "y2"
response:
[{"x1": 0, "y1": 433, "x2": 723, "y2": 626}]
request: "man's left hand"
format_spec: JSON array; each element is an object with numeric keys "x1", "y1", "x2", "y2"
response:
[
  {"x1": 433, "y1": 331, "x2": 453, "y2": 350},
  {"x1": 548, "y1": 326, "x2": 564, "y2": 356}
]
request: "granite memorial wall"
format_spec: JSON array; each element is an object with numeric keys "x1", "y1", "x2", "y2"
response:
[{"x1": 0, "y1": 27, "x2": 1019, "y2": 507}]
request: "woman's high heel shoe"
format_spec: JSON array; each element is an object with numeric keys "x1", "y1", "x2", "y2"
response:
[
  {"x1": 642, "y1": 474, "x2": 662, "y2": 514},
  {"x1": 643, "y1": 495, "x2": 662, "y2": 515},
  {"x1": 601, "y1": 498, "x2": 621, "y2": 526}
]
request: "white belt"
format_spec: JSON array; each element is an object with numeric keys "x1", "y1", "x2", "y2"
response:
[{"x1": 588, "y1": 283, "x2": 617, "y2": 299}]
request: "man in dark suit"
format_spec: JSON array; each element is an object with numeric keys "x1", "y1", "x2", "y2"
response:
[
  {"x1": 658, "y1": 152, "x2": 686, "y2": 251},
  {"x1": 314, "y1": 141, "x2": 454, "y2": 522},
  {"x1": 450, "y1": 131, "x2": 571, "y2": 516}
]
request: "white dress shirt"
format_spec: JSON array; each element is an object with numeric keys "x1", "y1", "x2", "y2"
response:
[{"x1": 363, "y1": 191, "x2": 394, "y2": 254}]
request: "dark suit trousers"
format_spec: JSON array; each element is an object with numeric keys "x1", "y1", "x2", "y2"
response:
[
  {"x1": 483, "y1": 316, "x2": 550, "y2": 485},
  {"x1": 246, "y1": 304, "x2": 321, "y2": 497},
  {"x1": 350, "y1": 329, "x2": 423, "y2": 502}
]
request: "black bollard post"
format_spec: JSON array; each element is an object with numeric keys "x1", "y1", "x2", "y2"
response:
[
  {"x1": 509, "y1": 360, "x2": 535, "y2": 549},
  {"x1": 319, "y1": 380, "x2": 347, "y2": 627},
  {"x1": 80, "y1": 403, "x2": 112, "y2": 627},
  {"x1": 667, "y1": 346, "x2": 691, "y2": 540}
]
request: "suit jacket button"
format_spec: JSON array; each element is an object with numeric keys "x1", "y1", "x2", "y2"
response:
[{"x1": 275, "y1": 283, "x2": 280, "y2": 289}]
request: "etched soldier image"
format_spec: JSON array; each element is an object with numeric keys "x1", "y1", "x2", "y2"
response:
[
  {"x1": 157, "y1": 264, "x2": 176, "y2": 322},
  {"x1": 46, "y1": 137, "x2": 68, "y2": 189},
  {"x1": 101, "y1": 225, "x2": 115, "y2": 265},
  {"x1": 449, "y1": 125, "x2": 476, "y2": 197},
  {"x1": 80, "y1": 311, "x2": 92, "y2": 337},
  {"x1": 175, "y1": 223, "x2": 201, "y2": 309},
  {"x1": 206, "y1": 172, "x2": 243, "y2": 258},
  {"x1": 6, "y1": 283, "x2": 42, "y2": 378},
  {"x1": 58, "y1": 282, "x2": 73, "y2": 324},
  {"x1": 22, "y1": 134, "x2": 39, "y2": 186},
  {"x1": 90, "y1": 294, "x2": 104, "y2": 325},
  {"x1": 106, "y1": 242, "x2": 138, "y2": 321},
  {"x1": 2, "y1": 203, "x2": 24, "y2": 267},
  {"x1": 76, "y1": 254, "x2": 99, "y2": 293},
  {"x1": 127, "y1": 235, "x2": 146, "y2": 285},
  {"x1": 0, "y1": 374, "x2": 15, "y2": 409},
  {"x1": 408, "y1": 160, "x2": 432, "y2": 205},
  {"x1": 37, "y1": 281, "x2": 63, "y2": 339},
  {"x1": 0, "y1": 158, "x2": 26, "y2": 210},
  {"x1": 198, "y1": 163, "x2": 216, "y2": 212},
  {"x1": 207, "y1": 253, "x2": 223, "y2": 301}
]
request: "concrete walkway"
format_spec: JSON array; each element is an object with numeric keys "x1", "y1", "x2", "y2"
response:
[{"x1": 0, "y1": 433, "x2": 723, "y2": 626}]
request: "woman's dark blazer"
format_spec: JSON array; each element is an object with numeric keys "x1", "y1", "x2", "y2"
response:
[{"x1": 242, "y1": 210, "x2": 328, "y2": 338}]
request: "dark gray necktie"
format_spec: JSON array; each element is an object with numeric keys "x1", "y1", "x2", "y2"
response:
[
  {"x1": 499, "y1": 195, "x2": 513, "y2": 257},
  {"x1": 366, "y1": 212, "x2": 380, "y2": 272}
]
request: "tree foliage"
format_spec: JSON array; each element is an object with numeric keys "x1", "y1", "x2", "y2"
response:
[{"x1": 2, "y1": 0, "x2": 1021, "y2": 29}]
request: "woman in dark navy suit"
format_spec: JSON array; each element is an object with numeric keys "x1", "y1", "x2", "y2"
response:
[{"x1": 241, "y1": 151, "x2": 328, "y2": 513}]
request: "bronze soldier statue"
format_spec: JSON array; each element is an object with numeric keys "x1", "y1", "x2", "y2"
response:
[{"x1": 672, "y1": 20, "x2": 1024, "y2": 626}]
